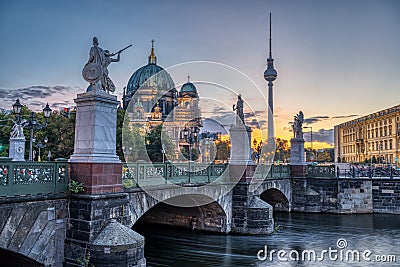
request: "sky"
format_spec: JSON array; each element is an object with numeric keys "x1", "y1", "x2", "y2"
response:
[{"x1": 0, "y1": 0, "x2": 399, "y2": 148}]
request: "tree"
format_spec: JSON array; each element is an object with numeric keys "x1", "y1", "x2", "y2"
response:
[
  {"x1": 180, "y1": 146, "x2": 199, "y2": 161},
  {"x1": 275, "y1": 138, "x2": 289, "y2": 162},
  {"x1": 145, "y1": 124, "x2": 175, "y2": 163},
  {"x1": 122, "y1": 124, "x2": 146, "y2": 162},
  {"x1": 215, "y1": 140, "x2": 230, "y2": 162},
  {"x1": 40, "y1": 110, "x2": 75, "y2": 160},
  {"x1": 116, "y1": 109, "x2": 125, "y2": 161}
]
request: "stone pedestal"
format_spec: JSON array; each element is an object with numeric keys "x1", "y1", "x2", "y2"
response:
[
  {"x1": 290, "y1": 138, "x2": 307, "y2": 177},
  {"x1": 69, "y1": 90, "x2": 120, "y2": 164},
  {"x1": 69, "y1": 90, "x2": 122, "y2": 194},
  {"x1": 229, "y1": 125, "x2": 253, "y2": 165},
  {"x1": 9, "y1": 137, "x2": 25, "y2": 161}
]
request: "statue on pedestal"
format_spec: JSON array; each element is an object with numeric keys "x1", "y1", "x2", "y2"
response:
[
  {"x1": 233, "y1": 94, "x2": 245, "y2": 126},
  {"x1": 292, "y1": 111, "x2": 304, "y2": 139},
  {"x1": 82, "y1": 37, "x2": 131, "y2": 94},
  {"x1": 10, "y1": 123, "x2": 25, "y2": 138}
]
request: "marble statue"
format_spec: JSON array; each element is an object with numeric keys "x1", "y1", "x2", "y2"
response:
[
  {"x1": 10, "y1": 123, "x2": 24, "y2": 138},
  {"x1": 233, "y1": 94, "x2": 245, "y2": 126},
  {"x1": 82, "y1": 37, "x2": 131, "y2": 94},
  {"x1": 292, "y1": 111, "x2": 304, "y2": 139}
]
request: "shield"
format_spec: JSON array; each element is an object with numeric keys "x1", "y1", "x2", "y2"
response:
[{"x1": 82, "y1": 62, "x2": 102, "y2": 83}]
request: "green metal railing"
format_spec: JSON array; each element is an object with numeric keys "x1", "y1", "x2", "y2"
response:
[
  {"x1": 122, "y1": 162, "x2": 291, "y2": 188},
  {"x1": 253, "y1": 164, "x2": 291, "y2": 179},
  {"x1": 307, "y1": 165, "x2": 336, "y2": 178},
  {"x1": 0, "y1": 158, "x2": 69, "y2": 197},
  {"x1": 122, "y1": 162, "x2": 229, "y2": 188}
]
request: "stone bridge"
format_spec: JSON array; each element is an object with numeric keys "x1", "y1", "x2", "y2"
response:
[{"x1": 1, "y1": 161, "x2": 400, "y2": 266}]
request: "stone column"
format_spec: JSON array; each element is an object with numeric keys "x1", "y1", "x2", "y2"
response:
[
  {"x1": 290, "y1": 138, "x2": 307, "y2": 177},
  {"x1": 65, "y1": 90, "x2": 145, "y2": 267}
]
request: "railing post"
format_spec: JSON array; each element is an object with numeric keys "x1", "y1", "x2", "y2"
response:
[
  {"x1": 188, "y1": 162, "x2": 191, "y2": 183},
  {"x1": 208, "y1": 164, "x2": 211, "y2": 183}
]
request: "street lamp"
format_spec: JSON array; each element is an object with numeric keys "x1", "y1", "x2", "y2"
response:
[
  {"x1": 34, "y1": 137, "x2": 48, "y2": 162},
  {"x1": 161, "y1": 144, "x2": 166, "y2": 163},
  {"x1": 253, "y1": 138, "x2": 262, "y2": 164},
  {"x1": 183, "y1": 126, "x2": 198, "y2": 161},
  {"x1": 12, "y1": 99, "x2": 52, "y2": 161},
  {"x1": 304, "y1": 126, "x2": 313, "y2": 162}
]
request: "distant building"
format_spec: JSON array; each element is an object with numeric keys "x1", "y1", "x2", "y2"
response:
[
  {"x1": 334, "y1": 104, "x2": 400, "y2": 164},
  {"x1": 122, "y1": 41, "x2": 202, "y2": 160}
]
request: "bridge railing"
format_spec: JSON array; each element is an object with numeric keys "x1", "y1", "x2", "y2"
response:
[
  {"x1": 0, "y1": 158, "x2": 69, "y2": 197},
  {"x1": 307, "y1": 165, "x2": 336, "y2": 178},
  {"x1": 122, "y1": 162, "x2": 229, "y2": 188},
  {"x1": 337, "y1": 167, "x2": 400, "y2": 179},
  {"x1": 253, "y1": 164, "x2": 291, "y2": 179}
]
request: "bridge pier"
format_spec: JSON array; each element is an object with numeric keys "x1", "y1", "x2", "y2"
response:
[
  {"x1": 64, "y1": 193, "x2": 145, "y2": 267},
  {"x1": 230, "y1": 165, "x2": 274, "y2": 234}
]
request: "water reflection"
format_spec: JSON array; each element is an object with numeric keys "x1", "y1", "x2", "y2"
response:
[{"x1": 135, "y1": 213, "x2": 400, "y2": 267}]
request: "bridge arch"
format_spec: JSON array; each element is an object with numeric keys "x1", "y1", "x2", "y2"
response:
[
  {"x1": 260, "y1": 188, "x2": 290, "y2": 212},
  {"x1": 254, "y1": 179, "x2": 292, "y2": 212},
  {"x1": 0, "y1": 247, "x2": 44, "y2": 267},
  {"x1": 128, "y1": 191, "x2": 232, "y2": 233}
]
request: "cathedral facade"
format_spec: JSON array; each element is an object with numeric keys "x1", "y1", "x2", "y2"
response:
[{"x1": 122, "y1": 41, "x2": 202, "y2": 160}]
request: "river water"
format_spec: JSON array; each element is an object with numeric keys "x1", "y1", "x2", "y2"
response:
[{"x1": 135, "y1": 213, "x2": 400, "y2": 267}]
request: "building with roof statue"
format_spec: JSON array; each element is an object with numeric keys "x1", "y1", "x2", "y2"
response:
[{"x1": 123, "y1": 41, "x2": 202, "y2": 161}]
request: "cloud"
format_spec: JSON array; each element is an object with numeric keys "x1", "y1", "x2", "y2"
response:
[
  {"x1": 303, "y1": 115, "x2": 330, "y2": 125},
  {"x1": 0, "y1": 85, "x2": 80, "y2": 110},
  {"x1": 211, "y1": 106, "x2": 226, "y2": 113},
  {"x1": 303, "y1": 128, "x2": 334, "y2": 145},
  {"x1": 332, "y1": 114, "x2": 359, "y2": 119}
]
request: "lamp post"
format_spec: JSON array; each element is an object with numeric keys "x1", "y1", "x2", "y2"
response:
[
  {"x1": 183, "y1": 126, "x2": 198, "y2": 161},
  {"x1": 34, "y1": 137, "x2": 48, "y2": 162},
  {"x1": 12, "y1": 99, "x2": 52, "y2": 161},
  {"x1": 304, "y1": 126, "x2": 313, "y2": 162},
  {"x1": 253, "y1": 138, "x2": 262, "y2": 164},
  {"x1": 161, "y1": 144, "x2": 166, "y2": 163}
]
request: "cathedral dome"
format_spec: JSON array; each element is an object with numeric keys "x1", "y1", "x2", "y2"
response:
[
  {"x1": 179, "y1": 77, "x2": 198, "y2": 98},
  {"x1": 126, "y1": 64, "x2": 175, "y2": 95},
  {"x1": 126, "y1": 41, "x2": 175, "y2": 96}
]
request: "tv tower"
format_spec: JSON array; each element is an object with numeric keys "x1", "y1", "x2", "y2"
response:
[{"x1": 264, "y1": 12, "x2": 278, "y2": 141}]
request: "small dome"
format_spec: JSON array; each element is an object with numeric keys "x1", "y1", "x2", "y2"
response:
[
  {"x1": 179, "y1": 76, "x2": 198, "y2": 98},
  {"x1": 181, "y1": 82, "x2": 197, "y2": 94}
]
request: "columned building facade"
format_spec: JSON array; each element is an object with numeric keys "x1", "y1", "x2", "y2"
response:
[{"x1": 334, "y1": 104, "x2": 400, "y2": 165}]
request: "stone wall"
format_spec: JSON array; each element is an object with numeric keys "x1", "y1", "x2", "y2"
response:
[
  {"x1": 372, "y1": 180, "x2": 400, "y2": 214},
  {"x1": 338, "y1": 180, "x2": 372, "y2": 213},
  {"x1": 292, "y1": 178, "x2": 399, "y2": 214},
  {"x1": 292, "y1": 178, "x2": 339, "y2": 213},
  {"x1": 0, "y1": 195, "x2": 67, "y2": 267}
]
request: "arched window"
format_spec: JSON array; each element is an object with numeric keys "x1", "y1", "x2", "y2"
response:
[
  {"x1": 384, "y1": 126, "x2": 387, "y2": 136},
  {"x1": 389, "y1": 125, "x2": 392, "y2": 135}
]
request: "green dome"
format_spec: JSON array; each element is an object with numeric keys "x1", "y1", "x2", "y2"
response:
[{"x1": 180, "y1": 82, "x2": 198, "y2": 97}]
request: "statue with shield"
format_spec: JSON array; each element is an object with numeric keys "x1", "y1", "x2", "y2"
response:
[{"x1": 82, "y1": 37, "x2": 131, "y2": 93}]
